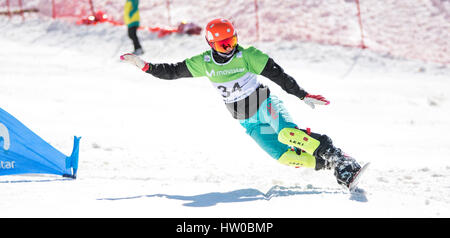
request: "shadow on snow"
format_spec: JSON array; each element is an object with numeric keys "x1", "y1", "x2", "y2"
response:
[{"x1": 98, "y1": 185, "x2": 368, "y2": 207}]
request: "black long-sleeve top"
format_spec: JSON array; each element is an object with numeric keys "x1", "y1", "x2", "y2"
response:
[{"x1": 144, "y1": 48, "x2": 308, "y2": 119}]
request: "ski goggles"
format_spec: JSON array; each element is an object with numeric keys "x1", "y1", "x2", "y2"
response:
[{"x1": 210, "y1": 35, "x2": 238, "y2": 53}]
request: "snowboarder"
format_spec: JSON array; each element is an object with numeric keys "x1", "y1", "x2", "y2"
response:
[
  {"x1": 120, "y1": 18, "x2": 363, "y2": 189},
  {"x1": 124, "y1": 0, "x2": 144, "y2": 55}
]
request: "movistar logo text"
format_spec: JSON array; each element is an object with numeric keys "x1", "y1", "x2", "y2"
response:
[
  {"x1": 0, "y1": 160, "x2": 15, "y2": 169},
  {"x1": 206, "y1": 68, "x2": 245, "y2": 77}
]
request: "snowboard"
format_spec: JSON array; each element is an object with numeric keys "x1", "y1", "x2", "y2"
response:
[{"x1": 348, "y1": 162, "x2": 370, "y2": 192}]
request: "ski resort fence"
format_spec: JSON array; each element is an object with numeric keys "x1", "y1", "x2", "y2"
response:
[{"x1": 1, "y1": 0, "x2": 449, "y2": 65}]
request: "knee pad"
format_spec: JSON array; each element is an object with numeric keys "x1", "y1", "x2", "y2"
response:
[
  {"x1": 278, "y1": 149, "x2": 316, "y2": 168},
  {"x1": 278, "y1": 128, "x2": 321, "y2": 155}
]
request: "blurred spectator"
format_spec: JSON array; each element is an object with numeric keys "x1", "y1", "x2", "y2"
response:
[
  {"x1": 177, "y1": 21, "x2": 202, "y2": 35},
  {"x1": 124, "y1": 0, "x2": 144, "y2": 55}
]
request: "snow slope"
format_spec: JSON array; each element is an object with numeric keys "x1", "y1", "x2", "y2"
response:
[{"x1": 1, "y1": 16, "x2": 450, "y2": 218}]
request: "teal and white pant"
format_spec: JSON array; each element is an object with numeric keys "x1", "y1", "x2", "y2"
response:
[{"x1": 239, "y1": 96, "x2": 298, "y2": 160}]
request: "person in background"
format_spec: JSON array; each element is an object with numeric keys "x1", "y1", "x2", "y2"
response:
[{"x1": 124, "y1": 0, "x2": 144, "y2": 55}]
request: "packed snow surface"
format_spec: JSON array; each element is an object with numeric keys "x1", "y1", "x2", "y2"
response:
[{"x1": 1, "y1": 17, "x2": 449, "y2": 217}]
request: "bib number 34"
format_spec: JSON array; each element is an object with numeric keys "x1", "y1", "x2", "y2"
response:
[{"x1": 217, "y1": 82, "x2": 242, "y2": 98}]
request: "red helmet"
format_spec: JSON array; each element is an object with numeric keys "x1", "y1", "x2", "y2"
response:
[{"x1": 205, "y1": 18, "x2": 238, "y2": 53}]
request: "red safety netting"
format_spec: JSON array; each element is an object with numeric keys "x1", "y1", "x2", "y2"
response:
[
  {"x1": 3, "y1": 0, "x2": 449, "y2": 64},
  {"x1": 52, "y1": 0, "x2": 93, "y2": 18},
  {"x1": 0, "y1": 0, "x2": 24, "y2": 18},
  {"x1": 359, "y1": 0, "x2": 450, "y2": 65}
]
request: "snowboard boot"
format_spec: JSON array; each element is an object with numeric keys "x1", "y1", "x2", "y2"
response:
[{"x1": 315, "y1": 137, "x2": 362, "y2": 188}]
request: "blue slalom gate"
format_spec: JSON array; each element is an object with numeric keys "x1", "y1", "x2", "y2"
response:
[{"x1": 0, "y1": 107, "x2": 80, "y2": 178}]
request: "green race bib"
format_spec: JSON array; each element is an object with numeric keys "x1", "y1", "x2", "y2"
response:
[{"x1": 185, "y1": 45, "x2": 269, "y2": 103}]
